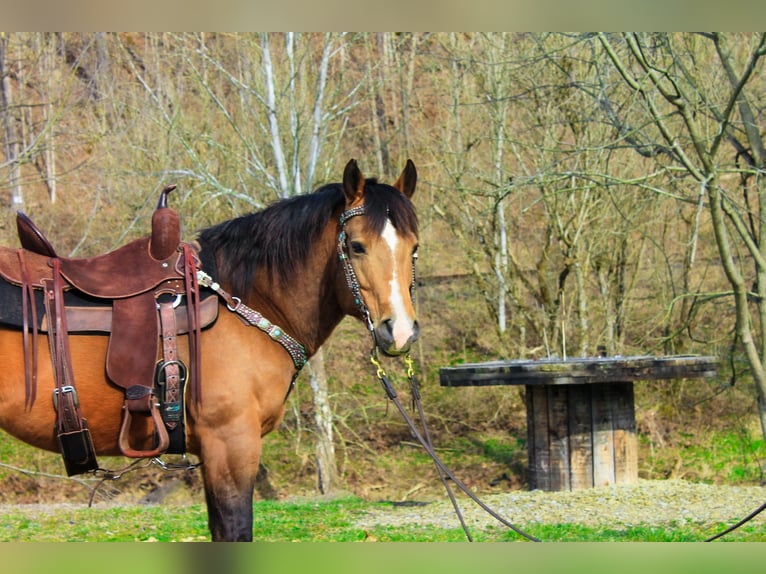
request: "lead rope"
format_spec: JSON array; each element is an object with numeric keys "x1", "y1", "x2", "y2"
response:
[
  {"x1": 371, "y1": 346, "x2": 765, "y2": 543},
  {"x1": 402, "y1": 354, "x2": 474, "y2": 541},
  {"x1": 705, "y1": 499, "x2": 766, "y2": 541}
]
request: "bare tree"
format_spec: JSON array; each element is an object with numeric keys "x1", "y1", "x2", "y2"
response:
[
  {"x1": 1, "y1": 33, "x2": 24, "y2": 210},
  {"x1": 432, "y1": 33, "x2": 655, "y2": 360},
  {"x1": 597, "y1": 32, "x2": 766, "y2": 443}
]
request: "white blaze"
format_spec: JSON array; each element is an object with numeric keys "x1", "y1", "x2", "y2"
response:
[{"x1": 381, "y1": 220, "x2": 414, "y2": 348}]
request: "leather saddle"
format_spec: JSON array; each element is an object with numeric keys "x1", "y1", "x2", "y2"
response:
[{"x1": 0, "y1": 186, "x2": 218, "y2": 475}]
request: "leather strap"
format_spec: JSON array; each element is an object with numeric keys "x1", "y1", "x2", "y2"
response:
[
  {"x1": 17, "y1": 249, "x2": 38, "y2": 410},
  {"x1": 44, "y1": 259, "x2": 77, "y2": 431},
  {"x1": 158, "y1": 298, "x2": 187, "y2": 454},
  {"x1": 43, "y1": 258, "x2": 99, "y2": 475},
  {"x1": 182, "y1": 244, "x2": 203, "y2": 406},
  {"x1": 158, "y1": 300, "x2": 181, "y2": 427}
]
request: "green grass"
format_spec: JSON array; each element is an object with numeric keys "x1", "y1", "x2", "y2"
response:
[
  {"x1": 640, "y1": 429, "x2": 766, "y2": 484},
  {"x1": 1, "y1": 496, "x2": 764, "y2": 542}
]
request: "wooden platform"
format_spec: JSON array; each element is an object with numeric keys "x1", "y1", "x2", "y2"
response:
[{"x1": 440, "y1": 355, "x2": 719, "y2": 491}]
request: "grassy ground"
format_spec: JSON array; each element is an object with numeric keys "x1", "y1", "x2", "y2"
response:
[{"x1": 1, "y1": 495, "x2": 764, "y2": 542}]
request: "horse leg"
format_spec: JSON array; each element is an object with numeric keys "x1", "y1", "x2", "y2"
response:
[
  {"x1": 204, "y1": 480, "x2": 254, "y2": 542},
  {"x1": 198, "y1": 433, "x2": 262, "y2": 541}
]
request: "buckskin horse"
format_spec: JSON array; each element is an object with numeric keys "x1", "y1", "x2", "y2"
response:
[{"x1": 0, "y1": 159, "x2": 420, "y2": 541}]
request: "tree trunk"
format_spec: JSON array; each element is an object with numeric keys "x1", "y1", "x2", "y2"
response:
[
  {"x1": 307, "y1": 348, "x2": 339, "y2": 494},
  {"x1": 0, "y1": 33, "x2": 22, "y2": 211},
  {"x1": 41, "y1": 34, "x2": 57, "y2": 203}
]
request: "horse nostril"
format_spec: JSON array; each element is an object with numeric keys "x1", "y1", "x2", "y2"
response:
[{"x1": 374, "y1": 317, "x2": 419, "y2": 356}]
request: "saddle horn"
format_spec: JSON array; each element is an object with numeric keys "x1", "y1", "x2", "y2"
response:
[{"x1": 149, "y1": 184, "x2": 181, "y2": 260}]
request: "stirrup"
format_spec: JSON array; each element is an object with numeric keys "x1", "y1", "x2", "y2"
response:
[{"x1": 118, "y1": 399, "x2": 170, "y2": 458}]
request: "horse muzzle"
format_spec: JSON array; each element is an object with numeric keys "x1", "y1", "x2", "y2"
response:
[{"x1": 373, "y1": 318, "x2": 420, "y2": 356}]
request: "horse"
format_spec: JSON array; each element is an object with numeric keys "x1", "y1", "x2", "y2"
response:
[{"x1": 0, "y1": 159, "x2": 420, "y2": 541}]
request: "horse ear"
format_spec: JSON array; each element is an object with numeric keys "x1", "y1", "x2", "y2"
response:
[
  {"x1": 343, "y1": 159, "x2": 365, "y2": 207},
  {"x1": 394, "y1": 159, "x2": 417, "y2": 199}
]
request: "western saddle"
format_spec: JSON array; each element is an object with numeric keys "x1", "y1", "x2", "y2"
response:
[{"x1": 0, "y1": 186, "x2": 218, "y2": 475}]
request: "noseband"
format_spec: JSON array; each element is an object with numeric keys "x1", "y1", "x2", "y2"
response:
[{"x1": 337, "y1": 205, "x2": 418, "y2": 346}]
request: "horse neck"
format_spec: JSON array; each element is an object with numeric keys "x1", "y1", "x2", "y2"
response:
[{"x1": 251, "y1": 224, "x2": 348, "y2": 358}]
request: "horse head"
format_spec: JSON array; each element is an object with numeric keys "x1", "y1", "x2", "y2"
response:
[{"x1": 339, "y1": 159, "x2": 420, "y2": 356}]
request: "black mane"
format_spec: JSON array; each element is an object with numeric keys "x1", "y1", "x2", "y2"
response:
[{"x1": 198, "y1": 179, "x2": 418, "y2": 298}]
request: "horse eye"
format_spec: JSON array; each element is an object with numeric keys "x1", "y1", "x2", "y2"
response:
[{"x1": 350, "y1": 241, "x2": 366, "y2": 255}]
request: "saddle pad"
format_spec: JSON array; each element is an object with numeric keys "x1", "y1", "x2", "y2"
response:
[
  {"x1": 0, "y1": 276, "x2": 103, "y2": 329},
  {"x1": 0, "y1": 276, "x2": 218, "y2": 333}
]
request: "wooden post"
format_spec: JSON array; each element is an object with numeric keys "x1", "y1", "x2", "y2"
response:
[
  {"x1": 591, "y1": 383, "x2": 617, "y2": 487},
  {"x1": 567, "y1": 385, "x2": 593, "y2": 490},
  {"x1": 525, "y1": 386, "x2": 549, "y2": 490},
  {"x1": 547, "y1": 385, "x2": 570, "y2": 490},
  {"x1": 612, "y1": 382, "x2": 638, "y2": 484},
  {"x1": 525, "y1": 381, "x2": 637, "y2": 491}
]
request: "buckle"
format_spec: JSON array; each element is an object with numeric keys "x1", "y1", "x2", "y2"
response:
[{"x1": 52, "y1": 385, "x2": 78, "y2": 410}]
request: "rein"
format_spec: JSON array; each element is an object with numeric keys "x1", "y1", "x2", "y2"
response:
[
  {"x1": 337, "y1": 204, "x2": 539, "y2": 542},
  {"x1": 369, "y1": 350, "x2": 540, "y2": 542}
]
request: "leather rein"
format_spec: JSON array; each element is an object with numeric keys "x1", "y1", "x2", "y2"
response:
[{"x1": 337, "y1": 205, "x2": 540, "y2": 542}]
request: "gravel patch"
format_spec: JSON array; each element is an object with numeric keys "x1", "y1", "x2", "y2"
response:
[{"x1": 354, "y1": 480, "x2": 766, "y2": 532}]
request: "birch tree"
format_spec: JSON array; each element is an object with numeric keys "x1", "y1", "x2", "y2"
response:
[
  {"x1": 0, "y1": 32, "x2": 22, "y2": 211},
  {"x1": 1, "y1": 33, "x2": 84, "y2": 211},
  {"x1": 252, "y1": 32, "x2": 356, "y2": 493}
]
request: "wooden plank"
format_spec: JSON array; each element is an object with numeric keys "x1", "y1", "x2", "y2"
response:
[
  {"x1": 591, "y1": 383, "x2": 615, "y2": 487},
  {"x1": 526, "y1": 386, "x2": 550, "y2": 491},
  {"x1": 439, "y1": 355, "x2": 719, "y2": 387},
  {"x1": 567, "y1": 385, "x2": 593, "y2": 490},
  {"x1": 611, "y1": 381, "x2": 638, "y2": 484},
  {"x1": 546, "y1": 386, "x2": 570, "y2": 491}
]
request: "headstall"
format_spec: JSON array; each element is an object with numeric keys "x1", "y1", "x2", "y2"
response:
[
  {"x1": 337, "y1": 205, "x2": 375, "y2": 334},
  {"x1": 337, "y1": 204, "x2": 419, "y2": 343}
]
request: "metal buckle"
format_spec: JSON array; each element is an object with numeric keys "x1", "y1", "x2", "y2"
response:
[
  {"x1": 155, "y1": 360, "x2": 188, "y2": 388},
  {"x1": 156, "y1": 293, "x2": 183, "y2": 309},
  {"x1": 52, "y1": 385, "x2": 78, "y2": 411}
]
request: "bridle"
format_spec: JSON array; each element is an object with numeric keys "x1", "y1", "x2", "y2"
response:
[
  {"x1": 337, "y1": 205, "x2": 375, "y2": 334},
  {"x1": 337, "y1": 205, "x2": 419, "y2": 335}
]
